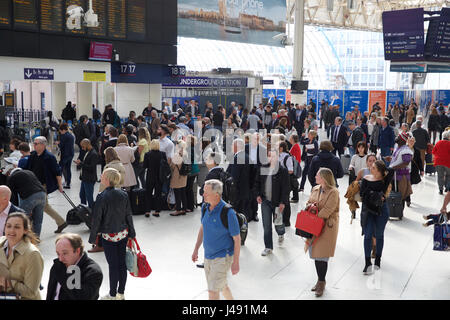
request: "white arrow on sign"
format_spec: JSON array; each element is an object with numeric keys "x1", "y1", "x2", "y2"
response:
[{"x1": 25, "y1": 69, "x2": 32, "y2": 78}]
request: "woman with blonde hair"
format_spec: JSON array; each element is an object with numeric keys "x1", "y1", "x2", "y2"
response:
[
  {"x1": 0, "y1": 212, "x2": 44, "y2": 300},
  {"x1": 89, "y1": 168, "x2": 136, "y2": 300},
  {"x1": 169, "y1": 140, "x2": 188, "y2": 216},
  {"x1": 143, "y1": 139, "x2": 165, "y2": 217},
  {"x1": 99, "y1": 147, "x2": 125, "y2": 192},
  {"x1": 133, "y1": 127, "x2": 151, "y2": 188},
  {"x1": 304, "y1": 168, "x2": 340, "y2": 298},
  {"x1": 114, "y1": 134, "x2": 137, "y2": 189}
]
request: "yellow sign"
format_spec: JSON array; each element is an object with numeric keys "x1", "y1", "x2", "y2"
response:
[{"x1": 83, "y1": 70, "x2": 106, "y2": 82}]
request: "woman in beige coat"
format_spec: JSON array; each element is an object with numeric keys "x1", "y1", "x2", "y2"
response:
[
  {"x1": 169, "y1": 140, "x2": 188, "y2": 216},
  {"x1": 304, "y1": 167, "x2": 340, "y2": 298},
  {"x1": 99, "y1": 147, "x2": 126, "y2": 193},
  {"x1": 0, "y1": 212, "x2": 43, "y2": 300},
  {"x1": 114, "y1": 134, "x2": 137, "y2": 188}
]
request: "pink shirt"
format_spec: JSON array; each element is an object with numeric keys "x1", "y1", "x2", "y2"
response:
[{"x1": 0, "y1": 202, "x2": 12, "y2": 236}]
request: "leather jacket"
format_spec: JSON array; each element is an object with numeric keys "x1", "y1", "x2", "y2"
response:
[{"x1": 89, "y1": 187, "x2": 136, "y2": 244}]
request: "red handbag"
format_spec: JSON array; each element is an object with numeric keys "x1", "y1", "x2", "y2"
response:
[
  {"x1": 129, "y1": 238, "x2": 152, "y2": 278},
  {"x1": 295, "y1": 204, "x2": 325, "y2": 237}
]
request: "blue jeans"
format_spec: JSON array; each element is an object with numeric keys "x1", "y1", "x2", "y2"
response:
[
  {"x1": 261, "y1": 200, "x2": 285, "y2": 250},
  {"x1": 60, "y1": 157, "x2": 73, "y2": 186},
  {"x1": 80, "y1": 182, "x2": 95, "y2": 208},
  {"x1": 349, "y1": 146, "x2": 355, "y2": 157},
  {"x1": 103, "y1": 238, "x2": 128, "y2": 296},
  {"x1": 363, "y1": 202, "x2": 389, "y2": 258},
  {"x1": 18, "y1": 191, "x2": 46, "y2": 237},
  {"x1": 380, "y1": 147, "x2": 391, "y2": 166}
]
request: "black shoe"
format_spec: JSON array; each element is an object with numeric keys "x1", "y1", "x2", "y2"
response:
[
  {"x1": 63, "y1": 185, "x2": 70, "y2": 189},
  {"x1": 54, "y1": 222, "x2": 68, "y2": 234},
  {"x1": 285, "y1": 223, "x2": 291, "y2": 227},
  {"x1": 374, "y1": 255, "x2": 381, "y2": 268},
  {"x1": 196, "y1": 263, "x2": 204, "y2": 269},
  {"x1": 439, "y1": 190, "x2": 444, "y2": 195},
  {"x1": 291, "y1": 199, "x2": 299, "y2": 203},
  {"x1": 363, "y1": 257, "x2": 373, "y2": 275},
  {"x1": 253, "y1": 216, "x2": 259, "y2": 222},
  {"x1": 406, "y1": 201, "x2": 411, "y2": 207}
]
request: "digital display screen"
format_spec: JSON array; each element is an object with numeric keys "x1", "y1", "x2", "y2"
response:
[
  {"x1": 127, "y1": 0, "x2": 146, "y2": 41},
  {"x1": 0, "y1": 0, "x2": 11, "y2": 27},
  {"x1": 13, "y1": 0, "x2": 38, "y2": 31},
  {"x1": 107, "y1": 0, "x2": 126, "y2": 39},
  {"x1": 40, "y1": 0, "x2": 64, "y2": 32}
]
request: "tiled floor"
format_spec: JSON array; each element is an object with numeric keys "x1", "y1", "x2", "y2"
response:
[{"x1": 34, "y1": 138, "x2": 450, "y2": 300}]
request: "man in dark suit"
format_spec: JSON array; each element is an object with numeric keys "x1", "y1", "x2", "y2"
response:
[
  {"x1": 268, "y1": 112, "x2": 279, "y2": 131},
  {"x1": 227, "y1": 138, "x2": 252, "y2": 222},
  {"x1": 347, "y1": 121, "x2": 365, "y2": 156},
  {"x1": 330, "y1": 117, "x2": 348, "y2": 157},
  {"x1": 0, "y1": 185, "x2": 25, "y2": 236},
  {"x1": 293, "y1": 104, "x2": 307, "y2": 134},
  {"x1": 75, "y1": 139, "x2": 99, "y2": 209},
  {"x1": 47, "y1": 233, "x2": 103, "y2": 300}
]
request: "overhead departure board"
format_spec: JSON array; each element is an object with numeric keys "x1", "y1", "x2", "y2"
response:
[
  {"x1": 65, "y1": 0, "x2": 86, "y2": 35},
  {"x1": 107, "y1": 0, "x2": 126, "y2": 39},
  {"x1": 431, "y1": 8, "x2": 450, "y2": 61},
  {"x1": 40, "y1": 0, "x2": 64, "y2": 32},
  {"x1": 382, "y1": 8, "x2": 425, "y2": 61},
  {"x1": 13, "y1": 0, "x2": 38, "y2": 31},
  {"x1": 127, "y1": 0, "x2": 146, "y2": 41},
  {"x1": 87, "y1": 0, "x2": 107, "y2": 37},
  {"x1": 0, "y1": 0, "x2": 11, "y2": 27}
]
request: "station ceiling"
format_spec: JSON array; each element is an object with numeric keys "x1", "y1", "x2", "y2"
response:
[{"x1": 288, "y1": 0, "x2": 450, "y2": 32}]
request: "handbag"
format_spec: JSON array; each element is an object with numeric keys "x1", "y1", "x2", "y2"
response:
[
  {"x1": 295, "y1": 203, "x2": 324, "y2": 238},
  {"x1": 126, "y1": 239, "x2": 138, "y2": 274},
  {"x1": 0, "y1": 279, "x2": 21, "y2": 300},
  {"x1": 129, "y1": 238, "x2": 152, "y2": 278},
  {"x1": 433, "y1": 224, "x2": 450, "y2": 251}
]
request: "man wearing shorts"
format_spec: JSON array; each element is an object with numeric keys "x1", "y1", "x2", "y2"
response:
[{"x1": 192, "y1": 179, "x2": 241, "y2": 300}]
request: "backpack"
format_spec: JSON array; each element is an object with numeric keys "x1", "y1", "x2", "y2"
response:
[
  {"x1": 283, "y1": 154, "x2": 302, "y2": 178},
  {"x1": 178, "y1": 162, "x2": 191, "y2": 176},
  {"x1": 159, "y1": 153, "x2": 171, "y2": 184},
  {"x1": 218, "y1": 169, "x2": 238, "y2": 206},
  {"x1": 201, "y1": 203, "x2": 248, "y2": 245}
]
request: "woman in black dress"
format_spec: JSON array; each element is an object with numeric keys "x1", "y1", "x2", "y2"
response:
[
  {"x1": 143, "y1": 139, "x2": 164, "y2": 217},
  {"x1": 359, "y1": 160, "x2": 394, "y2": 275},
  {"x1": 428, "y1": 107, "x2": 440, "y2": 144}
]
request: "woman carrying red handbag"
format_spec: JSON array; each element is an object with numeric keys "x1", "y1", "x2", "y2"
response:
[{"x1": 304, "y1": 168, "x2": 340, "y2": 298}]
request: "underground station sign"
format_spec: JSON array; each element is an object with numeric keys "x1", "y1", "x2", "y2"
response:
[{"x1": 24, "y1": 68, "x2": 54, "y2": 80}]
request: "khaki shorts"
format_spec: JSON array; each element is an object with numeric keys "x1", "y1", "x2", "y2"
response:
[{"x1": 204, "y1": 255, "x2": 234, "y2": 292}]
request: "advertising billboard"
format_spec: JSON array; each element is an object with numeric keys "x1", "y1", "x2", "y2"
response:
[
  {"x1": 368, "y1": 91, "x2": 387, "y2": 115},
  {"x1": 178, "y1": 0, "x2": 287, "y2": 47},
  {"x1": 343, "y1": 90, "x2": 369, "y2": 115}
]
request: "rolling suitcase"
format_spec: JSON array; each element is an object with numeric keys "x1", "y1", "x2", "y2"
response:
[
  {"x1": 340, "y1": 154, "x2": 351, "y2": 175},
  {"x1": 387, "y1": 173, "x2": 404, "y2": 220},
  {"x1": 425, "y1": 153, "x2": 436, "y2": 175},
  {"x1": 129, "y1": 188, "x2": 147, "y2": 215},
  {"x1": 62, "y1": 192, "x2": 92, "y2": 228}
]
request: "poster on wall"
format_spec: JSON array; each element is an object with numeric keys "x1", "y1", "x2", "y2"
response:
[
  {"x1": 343, "y1": 90, "x2": 369, "y2": 116},
  {"x1": 317, "y1": 90, "x2": 344, "y2": 114},
  {"x1": 307, "y1": 89, "x2": 318, "y2": 112},
  {"x1": 419, "y1": 91, "x2": 435, "y2": 112},
  {"x1": 276, "y1": 89, "x2": 286, "y2": 104},
  {"x1": 368, "y1": 91, "x2": 387, "y2": 115},
  {"x1": 178, "y1": 0, "x2": 287, "y2": 47},
  {"x1": 286, "y1": 89, "x2": 291, "y2": 103},
  {"x1": 386, "y1": 91, "x2": 405, "y2": 107},
  {"x1": 263, "y1": 89, "x2": 277, "y2": 104},
  {"x1": 437, "y1": 90, "x2": 450, "y2": 106}
]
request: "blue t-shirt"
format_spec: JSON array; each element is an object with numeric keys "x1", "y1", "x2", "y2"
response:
[
  {"x1": 18, "y1": 156, "x2": 29, "y2": 169},
  {"x1": 201, "y1": 200, "x2": 240, "y2": 260}
]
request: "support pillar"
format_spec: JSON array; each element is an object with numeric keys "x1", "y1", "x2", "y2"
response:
[
  {"x1": 51, "y1": 82, "x2": 66, "y2": 120},
  {"x1": 76, "y1": 82, "x2": 93, "y2": 119},
  {"x1": 291, "y1": 0, "x2": 307, "y2": 105}
]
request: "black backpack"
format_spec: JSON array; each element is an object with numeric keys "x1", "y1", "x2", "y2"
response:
[
  {"x1": 201, "y1": 203, "x2": 248, "y2": 245},
  {"x1": 218, "y1": 169, "x2": 237, "y2": 206},
  {"x1": 159, "y1": 153, "x2": 171, "y2": 184},
  {"x1": 178, "y1": 162, "x2": 191, "y2": 176}
]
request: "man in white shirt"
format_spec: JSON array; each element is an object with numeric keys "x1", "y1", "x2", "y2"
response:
[
  {"x1": 248, "y1": 109, "x2": 261, "y2": 131},
  {"x1": 158, "y1": 124, "x2": 175, "y2": 161}
]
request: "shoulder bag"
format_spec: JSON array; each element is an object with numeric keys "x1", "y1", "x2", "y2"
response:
[{"x1": 0, "y1": 279, "x2": 21, "y2": 300}]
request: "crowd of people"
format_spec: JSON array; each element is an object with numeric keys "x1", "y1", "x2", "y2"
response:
[{"x1": 0, "y1": 97, "x2": 450, "y2": 300}]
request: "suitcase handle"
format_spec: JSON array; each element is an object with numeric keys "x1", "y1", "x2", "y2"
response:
[{"x1": 62, "y1": 191, "x2": 77, "y2": 209}]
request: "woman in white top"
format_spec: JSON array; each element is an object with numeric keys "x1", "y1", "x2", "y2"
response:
[
  {"x1": 113, "y1": 134, "x2": 137, "y2": 189},
  {"x1": 367, "y1": 113, "x2": 377, "y2": 137},
  {"x1": 349, "y1": 141, "x2": 368, "y2": 184}
]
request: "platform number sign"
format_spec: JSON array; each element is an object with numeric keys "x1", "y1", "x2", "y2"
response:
[
  {"x1": 120, "y1": 63, "x2": 136, "y2": 75},
  {"x1": 171, "y1": 66, "x2": 186, "y2": 77}
]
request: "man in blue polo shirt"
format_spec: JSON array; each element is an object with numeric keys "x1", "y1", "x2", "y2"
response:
[{"x1": 192, "y1": 179, "x2": 241, "y2": 300}]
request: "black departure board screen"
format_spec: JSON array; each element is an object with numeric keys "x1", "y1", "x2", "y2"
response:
[
  {"x1": 0, "y1": 0, "x2": 11, "y2": 27},
  {"x1": 431, "y1": 8, "x2": 450, "y2": 61},
  {"x1": 65, "y1": 0, "x2": 86, "y2": 35},
  {"x1": 127, "y1": 0, "x2": 146, "y2": 41},
  {"x1": 87, "y1": 0, "x2": 107, "y2": 37},
  {"x1": 40, "y1": 0, "x2": 63, "y2": 32},
  {"x1": 13, "y1": 0, "x2": 38, "y2": 31},
  {"x1": 107, "y1": 0, "x2": 126, "y2": 39}
]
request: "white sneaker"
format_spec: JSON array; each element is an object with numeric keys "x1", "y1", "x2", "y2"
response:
[
  {"x1": 100, "y1": 294, "x2": 117, "y2": 300},
  {"x1": 278, "y1": 235, "x2": 284, "y2": 244},
  {"x1": 116, "y1": 293, "x2": 125, "y2": 300},
  {"x1": 261, "y1": 248, "x2": 273, "y2": 256}
]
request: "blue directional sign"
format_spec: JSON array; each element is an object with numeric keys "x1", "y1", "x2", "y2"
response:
[{"x1": 24, "y1": 68, "x2": 54, "y2": 80}]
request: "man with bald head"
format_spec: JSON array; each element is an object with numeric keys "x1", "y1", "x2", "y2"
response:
[
  {"x1": 0, "y1": 185, "x2": 25, "y2": 236},
  {"x1": 47, "y1": 233, "x2": 103, "y2": 300}
]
